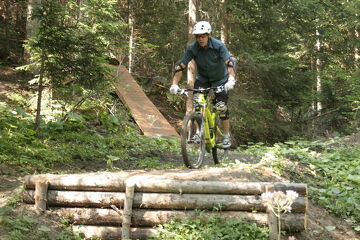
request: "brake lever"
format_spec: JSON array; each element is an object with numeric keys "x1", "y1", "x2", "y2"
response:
[
  {"x1": 215, "y1": 85, "x2": 225, "y2": 93},
  {"x1": 178, "y1": 89, "x2": 188, "y2": 96}
]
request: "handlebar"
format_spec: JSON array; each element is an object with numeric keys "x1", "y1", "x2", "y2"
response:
[{"x1": 177, "y1": 85, "x2": 225, "y2": 95}]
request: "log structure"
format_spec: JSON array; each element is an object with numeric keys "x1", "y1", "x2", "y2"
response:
[
  {"x1": 23, "y1": 190, "x2": 307, "y2": 212},
  {"x1": 23, "y1": 171, "x2": 308, "y2": 240}
]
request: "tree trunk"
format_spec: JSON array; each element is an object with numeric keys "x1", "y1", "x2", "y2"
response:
[
  {"x1": 51, "y1": 208, "x2": 306, "y2": 230},
  {"x1": 315, "y1": 23, "x2": 322, "y2": 113},
  {"x1": 34, "y1": 48, "x2": 45, "y2": 135},
  {"x1": 25, "y1": 0, "x2": 41, "y2": 63},
  {"x1": 186, "y1": 0, "x2": 197, "y2": 114},
  {"x1": 355, "y1": 28, "x2": 359, "y2": 68},
  {"x1": 23, "y1": 190, "x2": 307, "y2": 212},
  {"x1": 3, "y1": 0, "x2": 10, "y2": 57},
  {"x1": 128, "y1": 0, "x2": 134, "y2": 73},
  {"x1": 220, "y1": 0, "x2": 227, "y2": 44}
]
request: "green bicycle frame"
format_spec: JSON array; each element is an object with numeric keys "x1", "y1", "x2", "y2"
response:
[{"x1": 196, "y1": 93, "x2": 217, "y2": 150}]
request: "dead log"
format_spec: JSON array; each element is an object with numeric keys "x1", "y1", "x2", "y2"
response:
[
  {"x1": 24, "y1": 173, "x2": 307, "y2": 196},
  {"x1": 51, "y1": 208, "x2": 306, "y2": 231},
  {"x1": 24, "y1": 190, "x2": 125, "y2": 207},
  {"x1": 24, "y1": 190, "x2": 306, "y2": 212},
  {"x1": 132, "y1": 177, "x2": 307, "y2": 196},
  {"x1": 24, "y1": 172, "x2": 130, "y2": 191},
  {"x1": 34, "y1": 178, "x2": 48, "y2": 214},
  {"x1": 72, "y1": 226, "x2": 157, "y2": 240}
]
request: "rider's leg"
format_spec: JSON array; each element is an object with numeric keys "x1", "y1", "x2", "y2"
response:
[
  {"x1": 214, "y1": 89, "x2": 231, "y2": 148},
  {"x1": 221, "y1": 119, "x2": 231, "y2": 148},
  {"x1": 221, "y1": 119, "x2": 230, "y2": 135}
]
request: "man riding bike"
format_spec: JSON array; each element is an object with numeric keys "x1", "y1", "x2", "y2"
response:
[{"x1": 170, "y1": 20, "x2": 237, "y2": 148}]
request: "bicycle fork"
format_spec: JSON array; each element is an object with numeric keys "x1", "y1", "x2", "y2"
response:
[{"x1": 204, "y1": 107, "x2": 216, "y2": 149}]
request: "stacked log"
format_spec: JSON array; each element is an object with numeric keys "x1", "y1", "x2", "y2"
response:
[{"x1": 23, "y1": 172, "x2": 308, "y2": 240}]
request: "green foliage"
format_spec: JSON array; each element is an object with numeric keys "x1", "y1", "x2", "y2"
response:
[
  {"x1": 0, "y1": 206, "x2": 83, "y2": 240},
  {"x1": 2, "y1": 0, "x2": 360, "y2": 141},
  {"x1": 25, "y1": 0, "x2": 126, "y2": 88},
  {"x1": 0, "y1": 0, "x2": 27, "y2": 64},
  {"x1": 130, "y1": 0, "x2": 187, "y2": 80},
  {"x1": 149, "y1": 214, "x2": 268, "y2": 240},
  {"x1": 284, "y1": 140, "x2": 360, "y2": 228},
  {"x1": 0, "y1": 101, "x2": 179, "y2": 174},
  {"x1": 241, "y1": 138, "x2": 360, "y2": 231}
]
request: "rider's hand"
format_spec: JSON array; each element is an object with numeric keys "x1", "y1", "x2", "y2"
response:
[
  {"x1": 169, "y1": 84, "x2": 180, "y2": 94},
  {"x1": 224, "y1": 76, "x2": 236, "y2": 91}
]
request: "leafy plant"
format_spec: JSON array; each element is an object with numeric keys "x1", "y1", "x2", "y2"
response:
[
  {"x1": 241, "y1": 138, "x2": 360, "y2": 231},
  {"x1": 149, "y1": 214, "x2": 268, "y2": 240},
  {"x1": 0, "y1": 100, "x2": 179, "y2": 174},
  {"x1": 0, "y1": 206, "x2": 83, "y2": 240},
  {"x1": 261, "y1": 191, "x2": 299, "y2": 240}
]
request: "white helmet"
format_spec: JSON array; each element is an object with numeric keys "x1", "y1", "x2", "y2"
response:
[{"x1": 192, "y1": 21, "x2": 212, "y2": 35}]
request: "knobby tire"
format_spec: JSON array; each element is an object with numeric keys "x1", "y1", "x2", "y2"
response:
[{"x1": 180, "y1": 112, "x2": 205, "y2": 169}]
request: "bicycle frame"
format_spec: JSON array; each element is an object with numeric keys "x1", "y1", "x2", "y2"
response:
[
  {"x1": 179, "y1": 86, "x2": 228, "y2": 168},
  {"x1": 194, "y1": 92, "x2": 219, "y2": 150}
]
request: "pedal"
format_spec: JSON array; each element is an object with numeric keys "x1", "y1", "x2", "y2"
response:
[{"x1": 216, "y1": 143, "x2": 229, "y2": 149}]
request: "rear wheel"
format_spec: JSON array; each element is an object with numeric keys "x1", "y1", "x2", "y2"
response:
[
  {"x1": 181, "y1": 112, "x2": 206, "y2": 169},
  {"x1": 212, "y1": 146, "x2": 229, "y2": 164}
]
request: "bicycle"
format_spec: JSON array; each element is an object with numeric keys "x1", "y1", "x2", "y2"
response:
[{"x1": 178, "y1": 86, "x2": 229, "y2": 169}]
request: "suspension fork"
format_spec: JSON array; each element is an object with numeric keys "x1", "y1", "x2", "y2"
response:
[{"x1": 203, "y1": 106, "x2": 216, "y2": 148}]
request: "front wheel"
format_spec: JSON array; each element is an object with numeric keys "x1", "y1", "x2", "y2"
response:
[{"x1": 181, "y1": 112, "x2": 206, "y2": 169}]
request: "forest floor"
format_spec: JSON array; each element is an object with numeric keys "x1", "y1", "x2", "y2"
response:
[{"x1": 0, "y1": 66, "x2": 359, "y2": 240}]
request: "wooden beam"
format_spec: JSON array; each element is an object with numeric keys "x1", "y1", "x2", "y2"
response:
[
  {"x1": 52, "y1": 208, "x2": 306, "y2": 231},
  {"x1": 24, "y1": 190, "x2": 307, "y2": 212},
  {"x1": 122, "y1": 182, "x2": 135, "y2": 239},
  {"x1": 24, "y1": 174, "x2": 307, "y2": 196},
  {"x1": 34, "y1": 178, "x2": 48, "y2": 214}
]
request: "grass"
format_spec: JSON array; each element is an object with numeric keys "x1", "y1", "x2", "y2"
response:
[{"x1": 239, "y1": 138, "x2": 360, "y2": 231}]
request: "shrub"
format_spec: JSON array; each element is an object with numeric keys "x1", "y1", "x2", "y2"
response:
[{"x1": 149, "y1": 214, "x2": 268, "y2": 240}]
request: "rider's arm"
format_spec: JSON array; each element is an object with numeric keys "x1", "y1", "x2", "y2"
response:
[
  {"x1": 219, "y1": 44, "x2": 236, "y2": 79},
  {"x1": 226, "y1": 60, "x2": 236, "y2": 79},
  {"x1": 171, "y1": 63, "x2": 186, "y2": 85},
  {"x1": 172, "y1": 44, "x2": 195, "y2": 85}
]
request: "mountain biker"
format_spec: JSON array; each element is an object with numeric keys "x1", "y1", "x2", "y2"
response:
[{"x1": 169, "y1": 20, "x2": 237, "y2": 148}]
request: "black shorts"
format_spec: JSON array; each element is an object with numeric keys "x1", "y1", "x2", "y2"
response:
[
  {"x1": 194, "y1": 80, "x2": 229, "y2": 104},
  {"x1": 194, "y1": 80, "x2": 229, "y2": 120}
]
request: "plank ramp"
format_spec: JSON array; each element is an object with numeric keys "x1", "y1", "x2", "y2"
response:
[{"x1": 112, "y1": 65, "x2": 179, "y2": 138}]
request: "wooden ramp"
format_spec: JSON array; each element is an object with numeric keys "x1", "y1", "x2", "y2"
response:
[{"x1": 112, "y1": 65, "x2": 179, "y2": 138}]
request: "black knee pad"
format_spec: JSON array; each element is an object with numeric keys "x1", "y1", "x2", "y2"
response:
[{"x1": 215, "y1": 101, "x2": 229, "y2": 120}]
